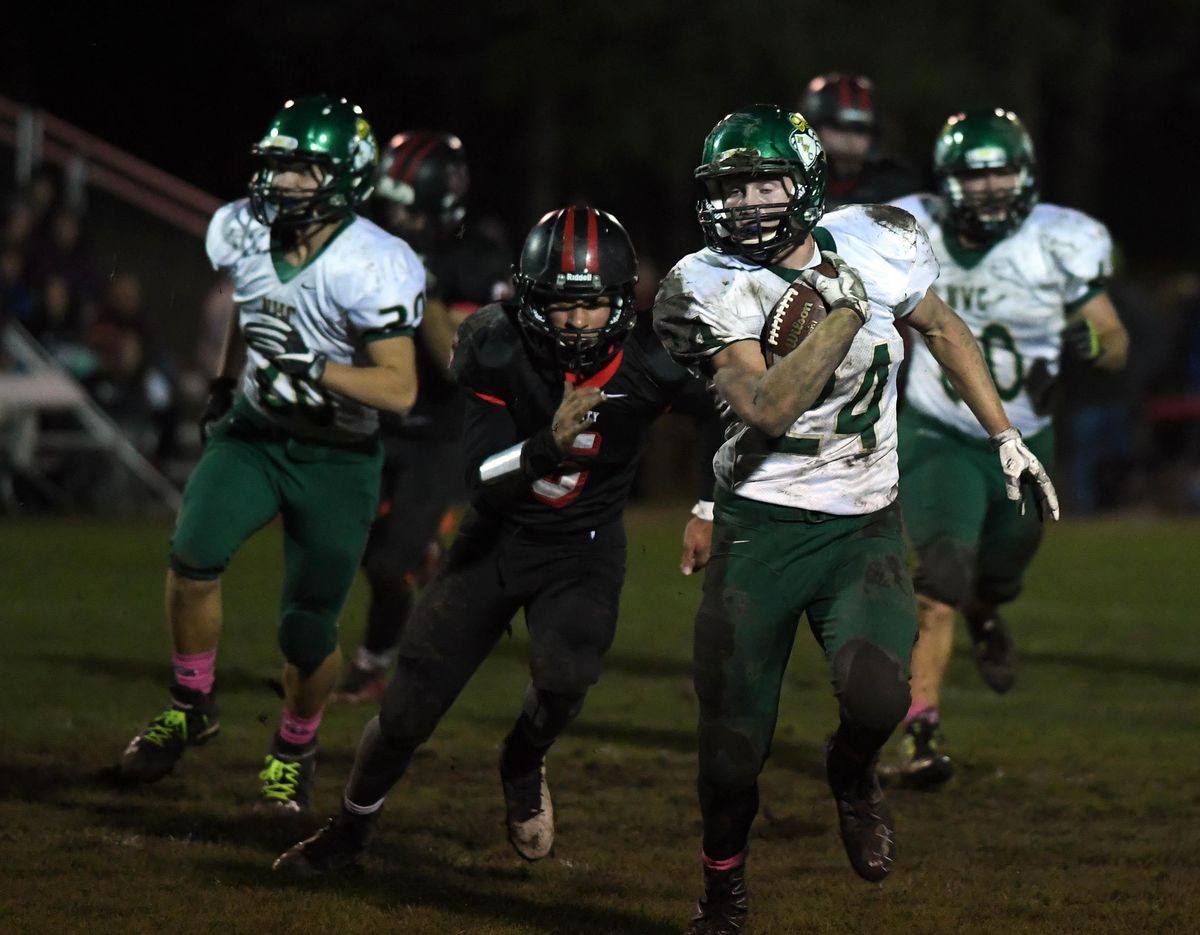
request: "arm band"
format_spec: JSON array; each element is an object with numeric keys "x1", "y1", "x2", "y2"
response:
[
  {"x1": 478, "y1": 428, "x2": 563, "y2": 484},
  {"x1": 479, "y1": 441, "x2": 527, "y2": 484}
]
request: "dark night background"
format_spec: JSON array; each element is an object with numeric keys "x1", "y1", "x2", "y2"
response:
[{"x1": 5, "y1": 0, "x2": 1199, "y2": 271}]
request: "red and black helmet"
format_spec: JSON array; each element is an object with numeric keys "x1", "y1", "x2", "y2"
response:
[
  {"x1": 374, "y1": 130, "x2": 469, "y2": 240},
  {"x1": 801, "y1": 73, "x2": 878, "y2": 133},
  {"x1": 514, "y1": 205, "x2": 638, "y2": 373}
]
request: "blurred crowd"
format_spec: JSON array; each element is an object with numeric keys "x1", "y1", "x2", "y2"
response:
[
  {"x1": 3, "y1": 142, "x2": 1200, "y2": 516},
  {"x1": 0, "y1": 168, "x2": 184, "y2": 512}
]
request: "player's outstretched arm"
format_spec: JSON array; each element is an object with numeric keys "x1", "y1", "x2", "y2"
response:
[
  {"x1": 322, "y1": 334, "x2": 418, "y2": 414},
  {"x1": 907, "y1": 288, "x2": 1010, "y2": 435}
]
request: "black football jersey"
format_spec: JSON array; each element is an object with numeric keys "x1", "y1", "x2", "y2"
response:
[
  {"x1": 384, "y1": 229, "x2": 513, "y2": 442},
  {"x1": 452, "y1": 303, "x2": 714, "y2": 534}
]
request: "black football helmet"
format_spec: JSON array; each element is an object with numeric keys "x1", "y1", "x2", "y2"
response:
[
  {"x1": 374, "y1": 131, "x2": 469, "y2": 248},
  {"x1": 801, "y1": 73, "x2": 878, "y2": 134},
  {"x1": 514, "y1": 206, "x2": 638, "y2": 373}
]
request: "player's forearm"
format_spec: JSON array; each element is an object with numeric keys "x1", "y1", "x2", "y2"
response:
[
  {"x1": 320, "y1": 361, "x2": 417, "y2": 414},
  {"x1": 416, "y1": 298, "x2": 458, "y2": 378},
  {"x1": 924, "y1": 317, "x2": 1011, "y2": 436},
  {"x1": 1095, "y1": 325, "x2": 1129, "y2": 371},
  {"x1": 725, "y1": 310, "x2": 861, "y2": 436},
  {"x1": 215, "y1": 310, "x2": 244, "y2": 380}
]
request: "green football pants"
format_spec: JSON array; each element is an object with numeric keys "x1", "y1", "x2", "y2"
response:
[
  {"x1": 898, "y1": 406, "x2": 1053, "y2": 608},
  {"x1": 170, "y1": 398, "x2": 383, "y2": 669}
]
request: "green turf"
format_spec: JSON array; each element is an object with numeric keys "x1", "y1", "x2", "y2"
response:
[{"x1": 1, "y1": 508, "x2": 1197, "y2": 934}]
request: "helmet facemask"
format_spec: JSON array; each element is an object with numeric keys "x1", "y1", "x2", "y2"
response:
[
  {"x1": 941, "y1": 166, "x2": 1036, "y2": 245},
  {"x1": 517, "y1": 280, "x2": 636, "y2": 373},
  {"x1": 249, "y1": 154, "x2": 347, "y2": 229},
  {"x1": 696, "y1": 162, "x2": 820, "y2": 265}
]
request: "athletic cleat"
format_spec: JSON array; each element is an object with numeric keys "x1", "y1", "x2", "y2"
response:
[
  {"x1": 331, "y1": 662, "x2": 388, "y2": 704},
  {"x1": 118, "y1": 689, "x2": 220, "y2": 783},
  {"x1": 273, "y1": 810, "x2": 376, "y2": 877},
  {"x1": 683, "y1": 864, "x2": 749, "y2": 935},
  {"x1": 256, "y1": 745, "x2": 316, "y2": 813},
  {"x1": 899, "y1": 718, "x2": 954, "y2": 788},
  {"x1": 826, "y1": 738, "x2": 895, "y2": 883},
  {"x1": 501, "y1": 757, "x2": 554, "y2": 861},
  {"x1": 966, "y1": 610, "x2": 1017, "y2": 694}
]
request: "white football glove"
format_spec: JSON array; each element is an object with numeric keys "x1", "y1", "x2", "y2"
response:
[
  {"x1": 990, "y1": 427, "x2": 1060, "y2": 521},
  {"x1": 799, "y1": 251, "x2": 870, "y2": 324}
]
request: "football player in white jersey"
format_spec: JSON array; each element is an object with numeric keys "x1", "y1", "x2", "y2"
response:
[
  {"x1": 653, "y1": 104, "x2": 1058, "y2": 933},
  {"x1": 117, "y1": 95, "x2": 424, "y2": 813},
  {"x1": 890, "y1": 109, "x2": 1128, "y2": 785}
]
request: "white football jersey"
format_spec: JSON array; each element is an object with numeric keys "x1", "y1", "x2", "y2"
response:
[
  {"x1": 654, "y1": 204, "x2": 938, "y2": 515},
  {"x1": 894, "y1": 195, "x2": 1112, "y2": 437},
  {"x1": 206, "y1": 199, "x2": 426, "y2": 441}
]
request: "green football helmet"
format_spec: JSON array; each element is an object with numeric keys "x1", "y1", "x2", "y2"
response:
[
  {"x1": 695, "y1": 104, "x2": 828, "y2": 264},
  {"x1": 248, "y1": 95, "x2": 378, "y2": 228},
  {"x1": 934, "y1": 108, "x2": 1038, "y2": 244}
]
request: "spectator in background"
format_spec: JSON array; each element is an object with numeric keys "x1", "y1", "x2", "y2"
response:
[
  {"x1": 0, "y1": 246, "x2": 35, "y2": 327},
  {"x1": 87, "y1": 272, "x2": 180, "y2": 462},
  {"x1": 25, "y1": 206, "x2": 100, "y2": 316},
  {"x1": 801, "y1": 73, "x2": 921, "y2": 207}
]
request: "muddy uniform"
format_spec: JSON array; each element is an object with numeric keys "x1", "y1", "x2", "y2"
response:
[{"x1": 654, "y1": 203, "x2": 937, "y2": 860}]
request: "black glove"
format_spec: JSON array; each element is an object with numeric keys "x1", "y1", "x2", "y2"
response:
[
  {"x1": 199, "y1": 376, "x2": 236, "y2": 447},
  {"x1": 1062, "y1": 316, "x2": 1101, "y2": 363},
  {"x1": 243, "y1": 312, "x2": 327, "y2": 382},
  {"x1": 1023, "y1": 357, "x2": 1059, "y2": 417}
]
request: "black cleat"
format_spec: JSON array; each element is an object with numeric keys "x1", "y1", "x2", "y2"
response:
[
  {"x1": 273, "y1": 809, "x2": 377, "y2": 877},
  {"x1": 826, "y1": 738, "x2": 895, "y2": 883},
  {"x1": 899, "y1": 718, "x2": 954, "y2": 788},
  {"x1": 256, "y1": 741, "x2": 317, "y2": 814},
  {"x1": 683, "y1": 863, "x2": 748, "y2": 935},
  {"x1": 966, "y1": 610, "x2": 1017, "y2": 693},
  {"x1": 500, "y1": 754, "x2": 554, "y2": 861},
  {"x1": 118, "y1": 687, "x2": 220, "y2": 783}
]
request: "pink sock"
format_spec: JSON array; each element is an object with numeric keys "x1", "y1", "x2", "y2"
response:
[
  {"x1": 278, "y1": 707, "x2": 323, "y2": 747},
  {"x1": 173, "y1": 649, "x2": 216, "y2": 695},
  {"x1": 906, "y1": 703, "x2": 938, "y2": 726},
  {"x1": 702, "y1": 849, "x2": 747, "y2": 872}
]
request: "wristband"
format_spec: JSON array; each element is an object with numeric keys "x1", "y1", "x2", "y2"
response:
[{"x1": 690, "y1": 499, "x2": 715, "y2": 522}]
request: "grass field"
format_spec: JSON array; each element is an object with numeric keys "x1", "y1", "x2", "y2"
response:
[{"x1": 1, "y1": 507, "x2": 1197, "y2": 934}]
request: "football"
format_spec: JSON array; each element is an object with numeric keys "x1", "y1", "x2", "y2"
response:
[{"x1": 760, "y1": 261, "x2": 834, "y2": 366}]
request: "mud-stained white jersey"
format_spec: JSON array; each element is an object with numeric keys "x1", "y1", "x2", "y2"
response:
[
  {"x1": 206, "y1": 199, "x2": 425, "y2": 441},
  {"x1": 654, "y1": 204, "x2": 938, "y2": 515},
  {"x1": 894, "y1": 195, "x2": 1112, "y2": 438}
]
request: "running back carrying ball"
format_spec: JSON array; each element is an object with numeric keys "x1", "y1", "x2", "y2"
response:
[{"x1": 760, "y1": 260, "x2": 834, "y2": 366}]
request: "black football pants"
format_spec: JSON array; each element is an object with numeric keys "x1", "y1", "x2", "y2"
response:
[{"x1": 345, "y1": 508, "x2": 626, "y2": 808}]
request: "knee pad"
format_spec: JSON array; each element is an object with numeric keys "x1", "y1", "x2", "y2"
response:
[
  {"x1": 831, "y1": 638, "x2": 910, "y2": 733},
  {"x1": 913, "y1": 537, "x2": 977, "y2": 607},
  {"x1": 518, "y1": 683, "x2": 586, "y2": 747}
]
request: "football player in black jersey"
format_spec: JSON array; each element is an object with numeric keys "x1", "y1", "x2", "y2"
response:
[
  {"x1": 274, "y1": 205, "x2": 719, "y2": 875},
  {"x1": 801, "y1": 73, "x2": 922, "y2": 208},
  {"x1": 334, "y1": 131, "x2": 514, "y2": 703}
]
